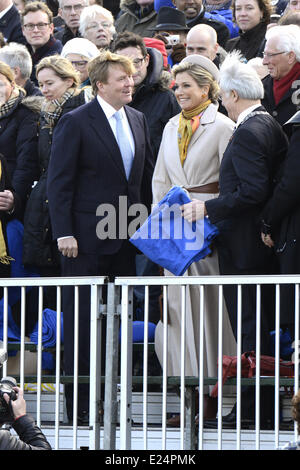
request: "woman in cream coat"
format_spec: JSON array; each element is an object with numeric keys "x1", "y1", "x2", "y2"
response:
[{"x1": 152, "y1": 55, "x2": 236, "y2": 418}]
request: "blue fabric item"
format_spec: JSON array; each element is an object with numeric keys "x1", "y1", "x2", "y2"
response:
[
  {"x1": 30, "y1": 308, "x2": 64, "y2": 348},
  {"x1": 0, "y1": 302, "x2": 21, "y2": 344},
  {"x1": 154, "y1": 0, "x2": 174, "y2": 11},
  {"x1": 119, "y1": 320, "x2": 156, "y2": 343},
  {"x1": 30, "y1": 309, "x2": 64, "y2": 371},
  {"x1": 6, "y1": 220, "x2": 40, "y2": 306},
  {"x1": 270, "y1": 328, "x2": 294, "y2": 359},
  {"x1": 130, "y1": 186, "x2": 219, "y2": 275},
  {"x1": 114, "y1": 110, "x2": 134, "y2": 180},
  {"x1": 204, "y1": 10, "x2": 239, "y2": 38}
]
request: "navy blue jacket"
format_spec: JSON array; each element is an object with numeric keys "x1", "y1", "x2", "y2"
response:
[
  {"x1": 0, "y1": 4, "x2": 26, "y2": 44},
  {"x1": 47, "y1": 97, "x2": 154, "y2": 256}
]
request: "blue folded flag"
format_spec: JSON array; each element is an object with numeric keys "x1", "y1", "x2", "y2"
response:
[
  {"x1": 30, "y1": 308, "x2": 64, "y2": 348},
  {"x1": 130, "y1": 186, "x2": 219, "y2": 275}
]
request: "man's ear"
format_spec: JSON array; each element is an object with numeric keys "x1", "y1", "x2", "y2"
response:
[
  {"x1": 232, "y1": 89, "x2": 239, "y2": 102},
  {"x1": 96, "y1": 80, "x2": 104, "y2": 93},
  {"x1": 145, "y1": 53, "x2": 150, "y2": 68}
]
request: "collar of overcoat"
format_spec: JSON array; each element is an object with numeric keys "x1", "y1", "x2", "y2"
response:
[{"x1": 166, "y1": 102, "x2": 219, "y2": 185}]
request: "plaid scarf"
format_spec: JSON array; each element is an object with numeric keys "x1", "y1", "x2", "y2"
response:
[
  {"x1": 41, "y1": 88, "x2": 76, "y2": 129},
  {"x1": 0, "y1": 87, "x2": 22, "y2": 118}
]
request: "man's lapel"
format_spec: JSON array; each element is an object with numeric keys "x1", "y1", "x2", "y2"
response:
[{"x1": 88, "y1": 98, "x2": 127, "y2": 180}]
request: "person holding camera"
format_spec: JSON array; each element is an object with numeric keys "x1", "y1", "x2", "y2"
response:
[{"x1": 0, "y1": 386, "x2": 51, "y2": 450}]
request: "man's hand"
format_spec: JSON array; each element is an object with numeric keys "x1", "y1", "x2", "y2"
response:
[
  {"x1": 261, "y1": 232, "x2": 274, "y2": 248},
  {"x1": 4, "y1": 387, "x2": 26, "y2": 419},
  {"x1": 58, "y1": 236, "x2": 78, "y2": 258},
  {"x1": 0, "y1": 190, "x2": 14, "y2": 212},
  {"x1": 181, "y1": 199, "x2": 206, "y2": 222}
]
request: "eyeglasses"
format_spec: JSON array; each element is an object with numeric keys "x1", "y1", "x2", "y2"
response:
[
  {"x1": 62, "y1": 4, "x2": 85, "y2": 12},
  {"x1": 132, "y1": 57, "x2": 145, "y2": 68},
  {"x1": 23, "y1": 22, "x2": 50, "y2": 31},
  {"x1": 71, "y1": 60, "x2": 88, "y2": 68},
  {"x1": 262, "y1": 51, "x2": 287, "y2": 58},
  {"x1": 86, "y1": 21, "x2": 111, "y2": 31}
]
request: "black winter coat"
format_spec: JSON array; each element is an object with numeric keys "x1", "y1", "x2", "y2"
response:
[
  {"x1": 261, "y1": 112, "x2": 300, "y2": 255},
  {"x1": 262, "y1": 71, "x2": 300, "y2": 136},
  {"x1": 225, "y1": 22, "x2": 266, "y2": 61},
  {"x1": 260, "y1": 112, "x2": 300, "y2": 326},
  {"x1": 129, "y1": 47, "x2": 180, "y2": 159},
  {"x1": 22, "y1": 90, "x2": 88, "y2": 268},
  {"x1": 0, "y1": 93, "x2": 39, "y2": 209},
  {"x1": 54, "y1": 24, "x2": 81, "y2": 45},
  {"x1": 0, "y1": 415, "x2": 51, "y2": 450}
]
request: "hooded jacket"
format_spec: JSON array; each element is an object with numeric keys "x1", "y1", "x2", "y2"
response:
[
  {"x1": 115, "y1": 0, "x2": 158, "y2": 37},
  {"x1": 129, "y1": 47, "x2": 180, "y2": 159}
]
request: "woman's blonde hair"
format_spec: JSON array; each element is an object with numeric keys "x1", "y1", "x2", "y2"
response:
[
  {"x1": 172, "y1": 61, "x2": 220, "y2": 103},
  {"x1": 0, "y1": 60, "x2": 15, "y2": 83},
  {"x1": 36, "y1": 55, "x2": 80, "y2": 88}
]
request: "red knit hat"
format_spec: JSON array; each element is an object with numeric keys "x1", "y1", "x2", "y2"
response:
[{"x1": 144, "y1": 37, "x2": 168, "y2": 69}]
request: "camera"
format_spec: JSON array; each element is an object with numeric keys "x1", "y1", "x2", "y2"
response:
[
  {"x1": 0, "y1": 377, "x2": 17, "y2": 424},
  {"x1": 0, "y1": 344, "x2": 17, "y2": 424},
  {"x1": 167, "y1": 34, "x2": 180, "y2": 46},
  {"x1": 166, "y1": 34, "x2": 180, "y2": 46}
]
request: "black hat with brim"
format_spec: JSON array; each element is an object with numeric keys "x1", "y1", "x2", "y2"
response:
[{"x1": 150, "y1": 6, "x2": 190, "y2": 31}]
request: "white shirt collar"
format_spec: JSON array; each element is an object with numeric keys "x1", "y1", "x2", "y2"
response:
[
  {"x1": 0, "y1": 3, "x2": 13, "y2": 19},
  {"x1": 96, "y1": 95, "x2": 126, "y2": 120},
  {"x1": 236, "y1": 103, "x2": 261, "y2": 128}
]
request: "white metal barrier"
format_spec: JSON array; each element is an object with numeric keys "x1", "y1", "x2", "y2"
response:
[
  {"x1": 1, "y1": 275, "x2": 300, "y2": 450},
  {"x1": 116, "y1": 275, "x2": 300, "y2": 451},
  {"x1": 0, "y1": 276, "x2": 107, "y2": 450}
]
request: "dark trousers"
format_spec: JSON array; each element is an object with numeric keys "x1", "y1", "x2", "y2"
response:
[{"x1": 60, "y1": 241, "x2": 136, "y2": 418}]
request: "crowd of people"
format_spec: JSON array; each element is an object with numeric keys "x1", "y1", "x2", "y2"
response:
[{"x1": 0, "y1": 0, "x2": 298, "y2": 433}]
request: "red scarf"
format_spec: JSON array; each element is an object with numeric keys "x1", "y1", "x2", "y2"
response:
[{"x1": 273, "y1": 62, "x2": 300, "y2": 105}]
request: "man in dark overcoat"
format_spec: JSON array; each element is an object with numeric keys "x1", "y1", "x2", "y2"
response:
[{"x1": 182, "y1": 52, "x2": 288, "y2": 428}]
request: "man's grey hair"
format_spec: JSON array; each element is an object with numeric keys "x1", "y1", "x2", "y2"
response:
[
  {"x1": 0, "y1": 42, "x2": 32, "y2": 79},
  {"x1": 265, "y1": 25, "x2": 300, "y2": 62},
  {"x1": 219, "y1": 51, "x2": 264, "y2": 100},
  {"x1": 79, "y1": 4, "x2": 115, "y2": 37},
  {"x1": 58, "y1": 0, "x2": 88, "y2": 9}
]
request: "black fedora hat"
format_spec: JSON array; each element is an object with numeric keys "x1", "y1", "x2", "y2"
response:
[{"x1": 151, "y1": 6, "x2": 190, "y2": 31}]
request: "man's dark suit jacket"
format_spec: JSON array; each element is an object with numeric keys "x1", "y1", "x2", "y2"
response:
[
  {"x1": 47, "y1": 97, "x2": 154, "y2": 256},
  {"x1": 205, "y1": 106, "x2": 288, "y2": 272},
  {"x1": 0, "y1": 4, "x2": 26, "y2": 44},
  {"x1": 262, "y1": 73, "x2": 300, "y2": 135}
]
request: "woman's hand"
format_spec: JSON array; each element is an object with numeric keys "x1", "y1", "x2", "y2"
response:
[
  {"x1": 261, "y1": 232, "x2": 274, "y2": 248},
  {"x1": 181, "y1": 199, "x2": 207, "y2": 222},
  {"x1": 0, "y1": 190, "x2": 14, "y2": 212}
]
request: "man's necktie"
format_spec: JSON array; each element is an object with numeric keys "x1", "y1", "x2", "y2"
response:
[{"x1": 114, "y1": 110, "x2": 134, "y2": 180}]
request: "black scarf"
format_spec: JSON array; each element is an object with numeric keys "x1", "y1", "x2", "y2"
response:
[{"x1": 233, "y1": 22, "x2": 267, "y2": 61}]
